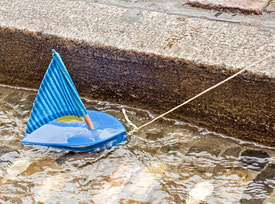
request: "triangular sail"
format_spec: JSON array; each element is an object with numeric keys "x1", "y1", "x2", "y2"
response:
[{"x1": 26, "y1": 50, "x2": 87, "y2": 134}]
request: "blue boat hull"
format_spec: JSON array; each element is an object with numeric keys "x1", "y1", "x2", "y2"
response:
[{"x1": 22, "y1": 110, "x2": 127, "y2": 152}]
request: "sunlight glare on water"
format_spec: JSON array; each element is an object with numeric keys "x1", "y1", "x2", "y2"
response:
[{"x1": 0, "y1": 85, "x2": 274, "y2": 203}]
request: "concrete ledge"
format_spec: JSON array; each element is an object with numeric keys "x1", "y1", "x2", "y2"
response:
[{"x1": 0, "y1": 0, "x2": 274, "y2": 146}]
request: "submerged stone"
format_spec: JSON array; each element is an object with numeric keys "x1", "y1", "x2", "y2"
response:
[
  {"x1": 1, "y1": 159, "x2": 30, "y2": 183},
  {"x1": 222, "y1": 146, "x2": 241, "y2": 158},
  {"x1": 24, "y1": 157, "x2": 60, "y2": 175},
  {"x1": 240, "y1": 163, "x2": 275, "y2": 203},
  {"x1": 0, "y1": 146, "x2": 19, "y2": 169},
  {"x1": 240, "y1": 149, "x2": 269, "y2": 171},
  {"x1": 4, "y1": 92, "x2": 23, "y2": 106},
  {"x1": 145, "y1": 132, "x2": 164, "y2": 140},
  {"x1": 160, "y1": 142, "x2": 182, "y2": 153},
  {"x1": 23, "y1": 94, "x2": 36, "y2": 110},
  {"x1": 187, "y1": 143, "x2": 221, "y2": 156}
]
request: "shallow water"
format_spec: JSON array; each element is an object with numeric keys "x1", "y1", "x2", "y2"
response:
[{"x1": 0, "y1": 84, "x2": 274, "y2": 204}]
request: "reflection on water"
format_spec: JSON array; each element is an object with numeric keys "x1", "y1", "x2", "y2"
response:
[{"x1": 0, "y1": 84, "x2": 274, "y2": 203}]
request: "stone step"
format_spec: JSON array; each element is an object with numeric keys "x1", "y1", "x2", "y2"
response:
[{"x1": 0, "y1": 0, "x2": 274, "y2": 146}]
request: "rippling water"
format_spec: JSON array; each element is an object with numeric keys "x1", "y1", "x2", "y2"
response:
[{"x1": 0, "y1": 85, "x2": 274, "y2": 203}]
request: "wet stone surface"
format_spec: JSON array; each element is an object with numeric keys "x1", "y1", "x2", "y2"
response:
[
  {"x1": 0, "y1": 85, "x2": 275, "y2": 203},
  {"x1": 187, "y1": 0, "x2": 272, "y2": 14}
]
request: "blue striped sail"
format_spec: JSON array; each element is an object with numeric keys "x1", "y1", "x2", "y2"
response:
[{"x1": 26, "y1": 50, "x2": 87, "y2": 134}]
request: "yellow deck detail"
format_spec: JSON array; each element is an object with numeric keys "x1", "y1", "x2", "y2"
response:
[{"x1": 57, "y1": 116, "x2": 83, "y2": 122}]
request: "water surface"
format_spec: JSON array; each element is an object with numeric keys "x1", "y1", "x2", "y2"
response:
[{"x1": 0, "y1": 85, "x2": 274, "y2": 203}]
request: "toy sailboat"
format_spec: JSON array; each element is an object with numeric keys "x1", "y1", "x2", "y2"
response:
[{"x1": 22, "y1": 50, "x2": 127, "y2": 152}]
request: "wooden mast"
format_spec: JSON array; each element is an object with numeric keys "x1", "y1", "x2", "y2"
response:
[{"x1": 84, "y1": 114, "x2": 94, "y2": 129}]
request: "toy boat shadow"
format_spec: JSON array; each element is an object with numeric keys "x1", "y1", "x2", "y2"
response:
[{"x1": 22, "y1": 110, "x2": 127, "y2": 152}]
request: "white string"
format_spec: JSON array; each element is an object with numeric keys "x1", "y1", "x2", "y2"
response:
[
  {"x1": 128, "y1": 52, "x2": 275, "y2": 135},
  {"x1": 122, "y1": 108, "x2": 138, "y2": 130}
]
